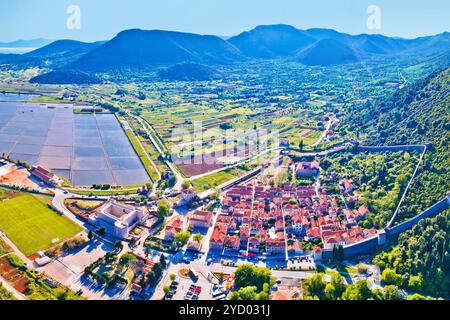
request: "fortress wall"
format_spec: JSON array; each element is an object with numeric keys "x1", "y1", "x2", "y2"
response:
[
  {"x1": 321, "y1": 195, "x2": 449, "y2": 259},
  {"x1": 356, "y1": 145, "x2": 426, "y2": 153},
  {"x1": 386, "y1": 195, "x2": 450, "y2": 237}
]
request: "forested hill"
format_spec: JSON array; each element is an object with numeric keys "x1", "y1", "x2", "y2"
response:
[
  {"x1": 373, "y1": 209, "x2": 450, "y2": 298},
  {"x1": 360, "y1": 68, "x2": 449, "y2": 222},
  {"x1": 364, "y1": 68, "x2": 449, "y2": 147},
  {"x1": 366, "y1": 68, "x2": 449, "y2": 299}
]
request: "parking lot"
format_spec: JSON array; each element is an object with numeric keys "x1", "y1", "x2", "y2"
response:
[
  {"x1": 164, "y1": 270, "x2": 214, "y2": 301},
  {"x1": 38, "y1": 239, "x2": 117, "y2": 299},
  {"x1": 286, "y1": 256, "x2": 316, "y2": 270}
]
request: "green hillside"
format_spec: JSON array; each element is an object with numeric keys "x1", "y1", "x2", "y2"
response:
[
  {"x1": 359, "y1": 68, "x2": 450, "y2": 298},
  {"x1": 360, "y1": 68, "x2": 450, "y2": 223}
]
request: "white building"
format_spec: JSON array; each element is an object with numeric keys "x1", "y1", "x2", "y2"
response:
[{"x1": 89, "y1": 200, "x2": 146, "y2": 239}]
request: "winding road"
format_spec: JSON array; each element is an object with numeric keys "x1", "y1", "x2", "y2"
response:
[{"x1": 127, "y1": 112, "x2": 185, "y2": 190}]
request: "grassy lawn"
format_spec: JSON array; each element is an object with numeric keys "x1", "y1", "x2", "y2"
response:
[
  {"x1": 65, "y1": 186, "x2": 140, "y2": 196},
  {"x1": 191, "y1": 167, "x2": 247, "y2": 192},
  {"x1": 0, "y1": 195, "x2": 82, "y2": 256}
]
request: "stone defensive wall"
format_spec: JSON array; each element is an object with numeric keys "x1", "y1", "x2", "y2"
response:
[
  {"x1": 322, "y1": 194, "x2": 450, "y2": 259},
  {"x1": 356, "y1": 144, "x2": 427, "y2": 153},
  {"x1": 386, "y1": 194, "x2": 450, "y2": 237}
]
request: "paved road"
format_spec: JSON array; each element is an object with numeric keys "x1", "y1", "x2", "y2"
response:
[
  {"x1": 128, "y1": 112, "x2": 185, "y2": 190},
  {"x1": 309, "y1": 114, "x2": 337, "y2": 148},
  {"x1": 51, "y1": 189, "x2": 86, "y2": 227},
  {"x1": 189, "y1": 147, "x2": 286, "y2": 181}
]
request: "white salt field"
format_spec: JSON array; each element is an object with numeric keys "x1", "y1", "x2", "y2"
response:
[{"x1": 0, "y1": 102, "x2": 150, "y2": 186}]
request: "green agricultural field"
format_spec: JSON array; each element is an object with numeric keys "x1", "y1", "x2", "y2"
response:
[
  {"x1": 191, "y1": 167, "x2": 247, "y2": 192},
  {"x1": 0, "y1": 195, "x2": 82, "y2": 256},
  {"x1": 124, "y1": 128, "x2": 159, "y2": 182}
]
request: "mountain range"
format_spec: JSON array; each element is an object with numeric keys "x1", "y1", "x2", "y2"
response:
[
  {"x1": 0, "y1": 38, "x2": 52, "y2": 54},
  {"x1": 0, "y1": 38, "x2": 51, "y2": 48},
  {"x1": 71, "y1": 29, "x2": 243, "y2": 72},
  {"x1": 0, "y1": 24, "x2": 448, "y2": 83}
]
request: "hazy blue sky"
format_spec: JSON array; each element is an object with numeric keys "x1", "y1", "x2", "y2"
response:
[{"x1": 0, "y1": 0, "x2": 449, "y2": 42}]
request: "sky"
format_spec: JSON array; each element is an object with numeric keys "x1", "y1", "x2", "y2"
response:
[{"x1": 0, "y1": 0, "x2": 449, "y2": 42}]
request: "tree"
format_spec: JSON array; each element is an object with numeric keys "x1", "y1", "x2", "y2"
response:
[
  {"x1": 114, "y1": 240, "x2": 123, "y2": 251},
  {"x1": 193, "y1": 233, "x2": 203, "y2": 243},
  {"x1": 356, "y1": 264, "x2": 369, "y2": 275},
  {"x1": 407, "y1": 293, "x2": 426, "y2": 300},
  {"x1": 147, "y1": 272, "x2": 157, "y2": 287},
  {"x1": 119, "y1": 253, "x2": 137, "y2": 266},
  {"x1": 163, "y1": 286, "x2": 172, "y2": 295},
  {"x1": 258, "y1": 290, "x2": 269, "y2": 300},
  {"x1": 157, "y1": 201, "x2": 171, "y2": 218},
  {"x1": 159, "y1": 254, "x2": 167, "y2": 269},
  {"x1": 337, "y1": 245, "x2": 344, "y2": 262},
  {"x1": 382, "y1": 285, "x2": 402, "y2": 300},
  {"x1": 342, "y1": 280, "x2": 373, "y2": 300},
  {"x1": 229, "y1": 286, "x2": 258, "y2": 300},
  {"x1": 174, "y1": 231, "x2": 191, "y2": 246},
  {"x1": 299, "y1": 139, "x2": 304, "y2": 151},
  {"x1": 305, "y1": 274, "x2": 326, "y2": 299},
  {"x1": 128, "y1": 238, "x2": 137, "y2": 249},
  {"x1": 324, "y1": 273, "x2": 346, "y2": 300},
  {"x1": 372, "y1": 211, "x2": 450, "y2": 298},
  {"x1": 407, "y1": 293, "x2": 437, "y2": 300},
  {"x1": 408, "y1": 275, "x2": 423, "y2": 291},
  {"x1": 170, "y1": 274, "x2": 176, "y2": 281},
  {"x1": 181, "y1": 180, "x2": 191, "y2": 190},
  {"x1": 153, "y1": 263, "x2": 163, "y2": 278},
  {"x1": 234, "y1": 264, "x2": 273, "y2": 292},
  {"x1": 381, "y1": 268, "x2": 402, "y2": 286}
]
